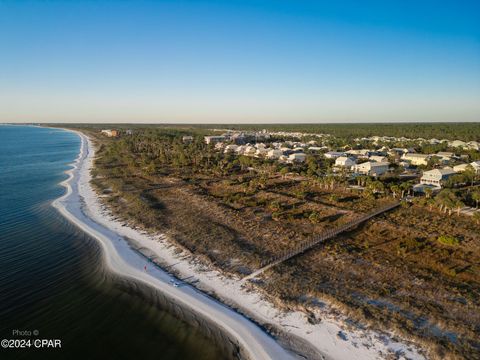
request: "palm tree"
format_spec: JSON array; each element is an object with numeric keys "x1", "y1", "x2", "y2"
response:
[
  {"x1": 455, "y1": 200, "x2": 465, "y2": 216},
  {"x1": 424, "y1": 187, "x2": 433, "y2": 199},
  {"x1": 473, "y1": 211, "x2": 480, "y2": 225},
  {"x1": 435, "y1": 189, "x2": 458, "y2": 215},
  {"x1": 472, "y1": 190, "x2": 480, "y2": 209},
  {"x1": 369, "y1": 180, "x2": 384, "y2": 195},
  {"x1": 463, "y1": 165, "x2": 476, "y2": 187},
  {"x1": 389, "y1": 184, "x2": 400, "y2": 199},
  {"x1": 399, "y1": 182, "x2": 411, "y2": 198}
]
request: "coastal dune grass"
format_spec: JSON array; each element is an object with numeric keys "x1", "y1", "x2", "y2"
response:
[{"x1": 82, "y1": 128, "x2": 480, "y2": 359}]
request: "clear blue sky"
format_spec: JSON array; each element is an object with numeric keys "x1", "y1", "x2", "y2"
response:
[{"x1": 1, "y1": 0, "x2": 479, "y2": 123}]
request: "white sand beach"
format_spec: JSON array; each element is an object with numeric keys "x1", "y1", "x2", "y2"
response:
[{"x1": 53, "y1": 130, "x2": 426, "y2": 360}]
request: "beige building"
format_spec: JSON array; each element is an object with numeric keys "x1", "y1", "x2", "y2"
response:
[
  {"x1": 335, "y1": 156, "x2": 356, "y2": 168},
  {"x1": 352, "y1": 161, "x2": 390, "y2": 176},
  {"x1": 401, "y1": 153, "x2": 430, "y2": 166}
]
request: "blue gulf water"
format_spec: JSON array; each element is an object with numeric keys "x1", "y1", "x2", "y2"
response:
[{"x1": 0, "y1": 125, "x2": 227, "y2": 360}]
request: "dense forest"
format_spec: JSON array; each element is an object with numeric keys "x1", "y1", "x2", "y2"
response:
[{"x1": 54, "y1": 122, "x2": 480, "y2": 142}]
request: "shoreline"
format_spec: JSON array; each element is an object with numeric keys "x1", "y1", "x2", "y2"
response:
[
  {"x1": 52, "y1": 129, "x2": 298, "y2": 360},
  {"x1": 53, "y1": 128, "x2": 425, "y2": 360}
]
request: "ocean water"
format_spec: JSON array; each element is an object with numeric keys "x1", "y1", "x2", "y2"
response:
[{"x1": 0, "y1": 125, "x2": 228, "y2": 360}]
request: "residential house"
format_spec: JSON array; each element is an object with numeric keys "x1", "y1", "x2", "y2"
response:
[
  {"x1": 335, "y1": 156, "x2": 356, "y2": 169},
  {"x1": 243, "y1": 145, "x2": 257, "y2": 156},
  {"x1": 324, "y1": 151, "x2": 345, "y2": 159},
  {"x1": 369, "y1": 155, "x2": 388, "y2": 163},
  {"x1": 255, "y1": 148, "x2": 268, "y2": 157},
  {"x1": 450, "y1": 140, "x2": 467, "y2": 148},
  {"x1": 420, "y1": 167, "x2": 456, "y2": 188},
  {"x1": 224, "y1": 144, "x2": 238, "y2": 153},
  {"x1": 288, "y1": 153, "x2": 307, "y2": 163},
  {"x1": 307, "y1": 146, "x2": 325, "y2": 152},
  {"x1": 453, "y1": 161, "x2": 480, "y2": 175},
  {"x1": 182, "y1": 135, "x2": 193, "y2": 143},
  {"x1": 401, "y1": 153, "x2": 430, "y2": 166},
  {"x1": 100, "y1": 129, "x2": 119, "y2": 137},
  {"x1": 266, "y1": 149, "x2": 283, "y2": 160},
  {"x1": 352, "y1": 162, "x2": 390, "y2": 176},
  {"x1": 390, "y1": 148, "x2": 411, "y2": 156},
  {"x1": 204, "y1": 136, "x2": 227, "y2": 144},
  {"x1": 472, "y1": 161, "x2": 480, "y2": 174},
  {"x1": 467, "y1": 141, "x2": 480, "y2": 150},
  {"x1": 346, "y1": 149, "x2": 371, "y2": 158}
]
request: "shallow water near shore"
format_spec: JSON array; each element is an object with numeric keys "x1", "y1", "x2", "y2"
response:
[{"x1": 0, "y1": 125, "x2": 229, "y2": 360}]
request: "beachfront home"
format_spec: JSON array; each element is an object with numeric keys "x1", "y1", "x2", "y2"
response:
[
  {"x1": 401, "y1": 153, "x2": 430, "y2": 166},
  {"x1": 420, "y1": 168, "x2": 456, "y2": 188},
  {"x1": 335, "y1": 156, "x2": 356, "y2": 169},
  {"x1": 101, "y1": 129, "x2": 119, "y2": 137},
  {"x1": 352, "y1": 161, "x2": 390, "y2": 176}
]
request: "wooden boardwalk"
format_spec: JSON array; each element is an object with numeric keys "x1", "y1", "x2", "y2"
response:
[{"x1": 242, "y1": 201, "x2": 400, "y2": 281}]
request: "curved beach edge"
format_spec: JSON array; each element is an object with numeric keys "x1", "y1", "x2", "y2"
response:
[
  {"x1": 51, "y1": 129, "x2": 300, "y2": 360},
  {"x1": 52, "y1": 128, "x2": 426, "y2": 360}
]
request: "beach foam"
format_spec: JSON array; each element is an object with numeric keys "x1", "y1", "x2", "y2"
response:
[{"x1": 53, "y1": 130, "x2": 426, "y2": 360}]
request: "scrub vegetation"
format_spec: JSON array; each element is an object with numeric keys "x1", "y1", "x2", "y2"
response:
[{"x1": 70, "y1": 124, "x2": 480, "y2": 359}]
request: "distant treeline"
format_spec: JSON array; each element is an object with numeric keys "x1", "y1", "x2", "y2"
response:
[
  {"x1": 204, "y1": 123, "x2": 480, "y2": 142},
  {"x1": 57, "y1": 122, "x2": 480, "y2": 142}
]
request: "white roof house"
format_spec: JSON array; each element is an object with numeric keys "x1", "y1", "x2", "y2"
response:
[
  {"x1": 453, "y1": 164, "x2": 469, "y2": 173},
  {"x1": 266, "y1": 149, "x2": 284, "y2": 160},
  {"x1": 346, "y1": 149, "x2": 371, "y2": 158},
  {"x1": 472, "y1": 161, "x2": 480, "y2": 174},
  {"x1": 307, "y1": 146, "x2": 326, "y2": 152},
  {"x1": 466, "y1": 141, "x2": 480, "y2": 150},
  {"x1": 204, "y1": 135, "x2": 226, "y2": 144},
  {"x1": 224, "y1": 144, "x2": 239, "y2": 153},
  {"x1": 101, "y1": 129, "x2": 119, "y2": 137},
  {"x1": 324, "y1": 151, "x2": 345, "y2": 159},
  {"x1": 449, "y1": 140, "x2": 467, "y2": 148},
  {"x1": 352, "y1": 162, "x2": 390, "y2": 176},
  {"x1": 401, "y1": 153, "x2": 430, "y2": 166},
  {"x1": 335, "y1": 156, "x2": 356, "y2": 168},
  {"x1": 420, "y1": 168, "x2": 456, "y2": 187},
  {"x1": 369, "y1": 155, "x2": 388, "y2": 163},
  {"x1": 243, "y1": 145, "x2": 257, "y2": 156},
  {"x1": 436, "y1": 152, "x2": 454, "y2": 160},
  {"x1": 255, "y1": 148, "x2": 268, "y2": 157},
  {"x1": 454, "y1": 161, "x2": 480, "y2": 175},
  {"x1": 288, "y1": 153, "x2": 307, "y2": 163}
]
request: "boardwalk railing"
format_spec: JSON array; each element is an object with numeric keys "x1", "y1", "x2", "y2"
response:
[{"x1": 243, "y1": 201, "x2": 400, "y2": 281}]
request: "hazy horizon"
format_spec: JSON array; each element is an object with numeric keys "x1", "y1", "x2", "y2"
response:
[{"x1": 1, "y1": 0, "x2": 479, "y2": 123}]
